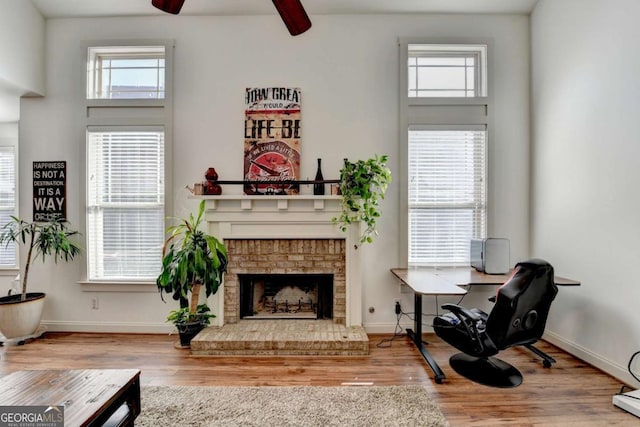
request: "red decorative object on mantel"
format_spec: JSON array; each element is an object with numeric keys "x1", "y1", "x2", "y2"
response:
[
  {"x1": 204, "y1": 180, "x2": 222, "y2": 195},
  {"x1": 203, "y1": 167, "x2": 222, "y2": 195},
  {"x1": 205, "y1": 168, "x2": 219, "y2": 181}
]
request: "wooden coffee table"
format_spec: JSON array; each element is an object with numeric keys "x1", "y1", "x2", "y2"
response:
[{"x1": 0, "y1": 369, "x2": 140, "y2": 427}]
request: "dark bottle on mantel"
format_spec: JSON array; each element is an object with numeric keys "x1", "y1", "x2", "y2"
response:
[{"x1": 313, "y1": 158, "x2": 325, "y2": 195}]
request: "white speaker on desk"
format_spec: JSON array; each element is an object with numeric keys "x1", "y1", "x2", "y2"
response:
[{"x1": 470, "y1": 238, "x2": 510, "y2": 274}]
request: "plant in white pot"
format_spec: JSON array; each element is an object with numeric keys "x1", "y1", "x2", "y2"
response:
[
  {"x1": 156, "y1": 200, "x2": 227, "y2": 348},
  {"x1": 0, "y1": 216, "x2": 81, "y2": 340}
]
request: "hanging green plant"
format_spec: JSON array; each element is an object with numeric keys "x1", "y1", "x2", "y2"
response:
[{"x1": 333, "y1": 155, "x2": 392, "y2": 246}]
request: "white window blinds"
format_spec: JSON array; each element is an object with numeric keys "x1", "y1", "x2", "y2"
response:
[
  {"x1": 0, "y1": 146, "x2": 16, "y2": 268},
  {"x1": 87, "y1": 129, "x2": 164, "y2": 280},
  {"x1": 408, "y1": 126, "x2": 487, "y2": 266}
]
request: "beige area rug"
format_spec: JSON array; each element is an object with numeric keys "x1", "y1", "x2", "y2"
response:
[{"x1": 138, "y1": 385, "x2": 449, "y2": 427}]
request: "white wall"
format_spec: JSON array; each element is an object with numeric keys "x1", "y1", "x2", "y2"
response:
[
  {"x1": 0, "y1": 0, "x2": 45, "y2": 122},
  {"x1": 531, "y1": 0, "x2": 640, "y2": 386},
  {"x1": 18, "y1": 13, "x2": 530, "y2": 333},
  {"x1": 0, "y1": 2, "x2": 43, "y2": 286}
]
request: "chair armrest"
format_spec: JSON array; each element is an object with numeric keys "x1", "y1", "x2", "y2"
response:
[
  {"x1": 440, "y1": 303, "x2": 488, "y2": 354},
  {"x1": 441, "y1": 303, "x2": 482, "y2": 322}
]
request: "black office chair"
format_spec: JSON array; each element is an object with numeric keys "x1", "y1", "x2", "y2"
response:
[{"x1": 433, "y1": 259, "x2": 557, "y2": 387}]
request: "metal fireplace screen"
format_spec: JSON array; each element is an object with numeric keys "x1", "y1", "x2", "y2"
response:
[{"x1": 238, "y1": 273, "x2": 333, "y2": 319}]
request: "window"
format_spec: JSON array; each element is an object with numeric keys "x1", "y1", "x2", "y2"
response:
[
  {"x1": 408, "y1": 44, "x2": 487, "y2": 98},
  {"x1": 87, "y1": 129, "x2": 165, "y2": 280},
  {"x1": 408, "y1": 126, "x2": 486, "y2": 265},
  {"x1": 0, "y1": 146, "x2": 16, "y2": 268},
  {"x1": 399, "y1": 40, "x2": 491, "y2": 267},
  {"x1": 83, "y1": 41, "x2": 172, "y2": 284},
  {"x1": 87, "y1": 46, "x2": 165, "y2": 99}
]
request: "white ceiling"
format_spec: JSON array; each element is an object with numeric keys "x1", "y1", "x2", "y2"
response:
[{"x1": 31, "y1": 0, "x2": 539, "y2": 19}]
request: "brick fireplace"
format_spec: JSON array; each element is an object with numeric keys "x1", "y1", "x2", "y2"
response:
[
  {"x1": 201, "y1": 195, "x2": 362, "y2": 328},
  {"x1": 224, "y1": 239, "x2": 346, "y2": 324}
]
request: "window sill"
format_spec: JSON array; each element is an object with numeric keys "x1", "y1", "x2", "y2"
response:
[
  {"x1": 0, "y1": 268, "x2": 19, "y2": 277},
  {"x1": 79, "y1": 281, "x2": 158, "y2": 293}
]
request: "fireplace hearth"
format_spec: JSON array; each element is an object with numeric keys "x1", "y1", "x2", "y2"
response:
[{"x1": 239, "y1": 273, "x2": 333, "y2": 320}]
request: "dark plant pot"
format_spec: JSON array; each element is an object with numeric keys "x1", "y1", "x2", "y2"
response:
[{"x1": 176, "y1": 320, "x2": 205, "y2": 348}]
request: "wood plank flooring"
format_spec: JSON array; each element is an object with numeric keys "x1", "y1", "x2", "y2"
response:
[{"x1": 0, "y1": 332, "x2": 636, "y2": 426}]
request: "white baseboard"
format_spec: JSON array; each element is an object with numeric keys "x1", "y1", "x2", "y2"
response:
[
  {"x1": 543, "y1": 329, "x2": 638, "y2": 387},
  {"x1": 42, "y1": 320, "x2": 173, "y2": 334},
  {"x1": 364, "y1": 321, "x2": 418, "y2": 334}
]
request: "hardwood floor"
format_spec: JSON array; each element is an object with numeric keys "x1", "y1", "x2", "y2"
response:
[{"x1": 0, "y1": 331, "x2": 636, "y2": 426}]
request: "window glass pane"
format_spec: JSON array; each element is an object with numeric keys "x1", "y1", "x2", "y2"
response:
[
  {"x1": 408, "y1": 44, "x2": 487, "y2": 98},
  {"x1": 0, "y1": 147, "x2": 16, "y2": 267},
  {"x1": 87, "y1": 130, "x2": 164, "y2": 280},
  {"x1": 408, "y1": 128, "x2": 486, "y2": 266},
  {"x1": 88, "y1": 46, "x2": 165, "y2": 100},
  {"x1": 416, "y1": 90, "x2": 468, "y2": 97},
  {"x1": 466, "y1": 71, "x2": 476, "y2": 92},
  {"x1": 408, "y1": 67, "x2": 417, "y2": 92},
  {"x1": 95, "y1": 207, "x2": 164, "y2": 278},
  {"x1": 409, "y1": 209, "x2": 477, "y2": 265},
  {"x1": 110, "y1": 68, "x2": 159, "y2": 87},
  {"x1": 417, "y1": 67, "x2": 467, "y2": 90},
  {"x1": 110, "y1": 58, "x2": 160, "y2": 68},
  {"x1": 417, "y1": 56, "x2": 467, "y2": 66}
]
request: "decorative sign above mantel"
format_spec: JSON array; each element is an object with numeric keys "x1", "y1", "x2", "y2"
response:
[
  {"x1": 244, "y1": 87, "x2": 301, "y2": 195},
  {"x1": 32, "y1": 161, "x2": 66, "y2": 222}
]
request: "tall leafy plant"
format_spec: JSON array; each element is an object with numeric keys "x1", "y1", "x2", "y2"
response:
[
  {"x1": 333, "y1": 155, "x2": 392, "y2": 246},
  {"x1": 156, "y1": 200, "x2": 227, "y2": 324},
  {"x1": 0, "y1": 217, "x2": 81, "y2": 301}
]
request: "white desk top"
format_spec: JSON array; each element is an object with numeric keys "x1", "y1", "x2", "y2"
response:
[
  {"x1": 390, "y1": 268, "x2": 467, "y2": 295},
  {"x1": 390, "y1": 267, "x2": 580, "y2": 296}
]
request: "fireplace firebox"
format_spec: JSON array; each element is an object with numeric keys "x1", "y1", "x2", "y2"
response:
[{"x1": 238, "y1": 274, "x2": 333, "y2": 320}]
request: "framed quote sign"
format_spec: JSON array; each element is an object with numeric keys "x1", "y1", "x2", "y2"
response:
[
  {"x1": 244, "y1": 87, "x2": 301, "y2": 195},
  {"x1": 33, "y1": 161, "x2": 67, "y2": 222}
]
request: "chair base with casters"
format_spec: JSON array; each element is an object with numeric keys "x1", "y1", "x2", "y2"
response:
[
  {"x1": 524, "y1": 343, "x2": 556, "y2": 368},
  {"x1": 449, "y1": 353, "x2": 523, "y2": 388}
]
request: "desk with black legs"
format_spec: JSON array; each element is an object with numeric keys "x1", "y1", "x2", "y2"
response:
[{"x1": 390, "y1": 267, "x2": 580, "y2": 384}]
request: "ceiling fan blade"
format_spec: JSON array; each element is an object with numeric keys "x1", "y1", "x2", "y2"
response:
[
  {"x1": 272, "y1": 0, "x2": 312, "y2": 36},
  {"x1": 151, "y1": 0, "x2": 311, "y2": 36},
  {"x1": 151, "y1": 0, "x2": 186, "y2": 15}
]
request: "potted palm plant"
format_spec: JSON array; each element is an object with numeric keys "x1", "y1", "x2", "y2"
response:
[
  {"x1": 333, "y1": 154, "x2": 392, "y2": 246},
  {"x1": 156, "y1": 200, "x2": 227, "y2": 348},
  {"x1": 0, "y1": 217, "x2": 81, "y2": 340}
]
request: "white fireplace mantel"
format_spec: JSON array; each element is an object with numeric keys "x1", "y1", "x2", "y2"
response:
[{"x1": 195, "y1": 195, "x2": 362, "y2": 327}]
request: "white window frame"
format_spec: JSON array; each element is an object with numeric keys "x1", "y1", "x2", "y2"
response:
[
  {"x1": 87, "y1": 45, "x2": 166, "y2": 100},
  {"x1": 80, "y1": 40, "x2": 173, "y2": 289},
  {"x1": 408, "y1": 44, "x2": 488, "y2": 99},
  {"x1": 399, "y1": 38, "x2": 493, "y2": 267}
]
